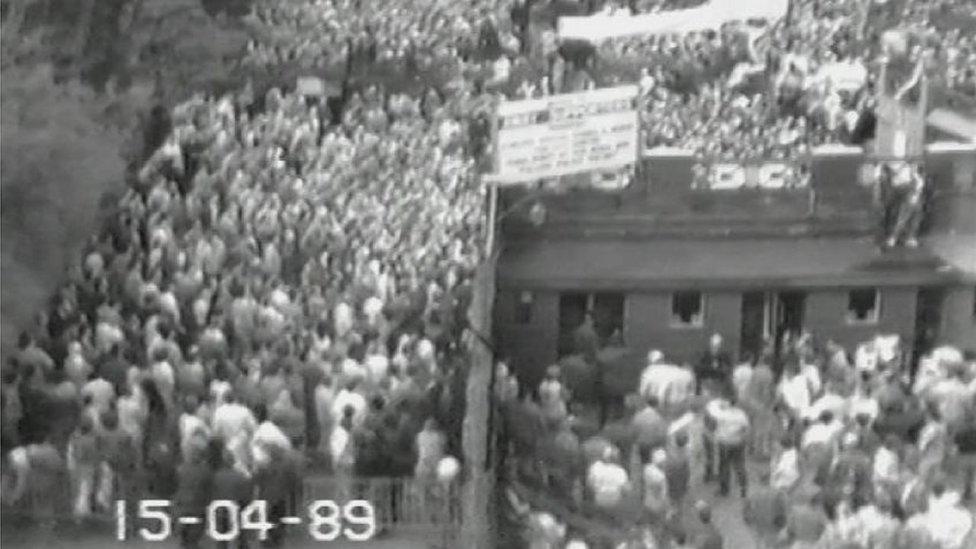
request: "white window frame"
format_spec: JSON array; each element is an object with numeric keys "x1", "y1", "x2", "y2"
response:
[
  {"x1": 846, "y1": 288, "x2": 881, "y2": 325},
  {"x1": 670, "y1": 291, "x2": 706, "y2": 329}
]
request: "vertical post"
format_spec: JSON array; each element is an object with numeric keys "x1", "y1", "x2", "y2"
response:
[
  {"x1": 486, "y1": 181, "x2": 499, "y2": 257},
  {"x1": 460, "y1": 260, "x2": 495, "y2": 549}
]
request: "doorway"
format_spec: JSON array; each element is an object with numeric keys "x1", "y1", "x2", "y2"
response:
[
  {"x1": 912, "y1": 287, "x2": 944, "y2": 374},
  {"x1": 740, "y1": 291, "x2": 805, "y2": 363},
  {"x1": 740, "y1": 291, "x2": 767, "y2": 362},
  {"x1": 775, "y1": 291, "x2": 806, "y2": 341}
]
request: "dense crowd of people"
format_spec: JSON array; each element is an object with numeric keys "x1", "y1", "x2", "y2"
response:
[
  {"x1": 1, "y1": 0, "x2": 974, "y2": 545},
  {"x1": 499, "y1": 329, "x2": 976, "y2": 548},
  {"x1": 240, "y1": 0, "x2": 974, "y2": 193},
  {"x1": 0, "y1": 60, "x2": 490, "y2": 542}
]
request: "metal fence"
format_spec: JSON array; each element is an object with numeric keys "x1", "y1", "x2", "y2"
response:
[{"x1": 301, "y1": 475, "x2": 463, "y2": 543}]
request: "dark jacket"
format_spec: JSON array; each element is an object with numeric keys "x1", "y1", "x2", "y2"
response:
[
  {"x1": 213, "y1": 466, "x2": 253, "y2": 504},
  {"x1": 696, "y1": 350, "x2": 732, "y2": 394},
  {"x1": 175, "y1": 461, "x2": 214, "y2": 516}
]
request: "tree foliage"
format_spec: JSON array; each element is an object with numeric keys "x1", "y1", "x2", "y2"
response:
[
  {"x1": 0, "y1": 61, "x2": 130, "y2": 353},
  {"x1": 1, "y1": 0, "x2": 251, "y2": 355}
]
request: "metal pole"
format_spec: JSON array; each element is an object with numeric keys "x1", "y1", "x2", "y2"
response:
[
  {"x1": 460, "y1": 261, "x2": 495, "y2": 549},
  {"x1": 486, "y1": 181, "x2": 499, "y2": 257},
  {"x1": 460, "y1": 170, "x2": 497, "y2": 549}
]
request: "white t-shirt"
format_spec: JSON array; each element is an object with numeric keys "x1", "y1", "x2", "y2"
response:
[
  {"x1": 587, "y1": 461, "x2": 629, "y2": 508},
  {"x1": 332, "y1": 389, "x2": 367, "y2": 427},
  {"x1": 771, "y1": 448, "x2": 800, "y2": 491},
  {"x1": 802, "y1": 420, "x2": 843, "y2": 449},
  {"x1": 329, "y1": 425, "x2": 353, "y2": 468},
  {"x1": 212, "y1": 403, "x2": 257, "y2": 442},
  {"x1": 732, "y1": 364, "x2": 754, "y2": 400},
  {"x1": 81, "y1": 378, "x2": 115, "y2": 413},
  {"x1": 848, "y1": 393, "x2": 880, "y2": 423},
  {"x1": 712, "y1": 405, "x2": 750, "y2": 445},
  {"x1": 805, "y1": 392, "x2": 848, "y2": 422},
  {"x1": 252, "y1": 420, "x2": 291, "y2": 451},
  {"x1": 873, "y1": 447, "x2": 900, "y2": 484},
  {"x1": 778, "y1": 374, "x2": 812, "y2": 415}
]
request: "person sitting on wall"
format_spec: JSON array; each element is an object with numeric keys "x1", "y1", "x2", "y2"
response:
[{"x1": 881, "y1": 161, "x2": 926, "y2": 249}]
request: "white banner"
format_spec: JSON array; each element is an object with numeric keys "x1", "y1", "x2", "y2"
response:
[
  {"x1": 710, "y1": 163, "x2": 746, "y2": 189},
  {"x1": 812, "y1": 61, "x2": 868, "y2": 91},
  {"x1": 492, "y1": 86, "x2": 640, "y2": 184},
  {"x1": 758, "y1": 162, "x2": 790, "y2": 189},
  {"x1": 558, "y1": 0, "x2": 790, "y2": 42}
]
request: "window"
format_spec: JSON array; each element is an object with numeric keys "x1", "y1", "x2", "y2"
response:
[
  {"x1": 671, "y1": 291, "x2": 705, "y2": 328},
  {"x1": 847, "y1": 289, "x2": 880, "y2": 324},
  {"x1": 515, "y1": 291, "x2": 533, "y2": 324}
]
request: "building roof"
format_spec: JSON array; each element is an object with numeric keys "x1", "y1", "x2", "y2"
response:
[
  {"x1": 497, "y1": 237, "x2": 965, "y2": 290},
  {"x1": 926, "y1": 234, "x2": 976, "y2": 276},
  {"x1": 926, "y1": 109, "x2": 976, "y2": 143}
]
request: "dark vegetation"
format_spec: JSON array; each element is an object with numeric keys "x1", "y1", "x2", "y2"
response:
[{"x1": 0, "y1": 0, "x2": 252, "y2": 357}]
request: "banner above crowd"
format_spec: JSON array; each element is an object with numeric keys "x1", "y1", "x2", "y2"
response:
[
  {"x1": 491, "y1": 85, "x2": 640, "y2": 184},
  {"x1": 558, "y1": 0, "x2": 790, "y2": 42}
]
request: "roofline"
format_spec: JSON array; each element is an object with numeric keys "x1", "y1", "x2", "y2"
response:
[{"x1": 497, "y1": 271, "x2": 969, "y2": 292}]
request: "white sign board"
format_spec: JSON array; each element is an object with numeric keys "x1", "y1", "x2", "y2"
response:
[
  {"x1": 558, "y1": 0, "x2": 789, "y2": 42},
  {"x1": 492, "y1": 85, "x2": 639, "y2": 184},
  {"x1": 296, "y1": 76, "x2": 326, "y2": 97}
]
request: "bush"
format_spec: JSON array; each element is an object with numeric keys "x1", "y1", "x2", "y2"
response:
[{"x1": 0, "y1": 64, "x2": 127, "y2": 356}]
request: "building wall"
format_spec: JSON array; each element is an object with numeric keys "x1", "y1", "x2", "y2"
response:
[
  {"x1": 494, "y1": 289, "x2": 560, "y2": 389},
  {"x1": 496, "y1": 286, "x2": 932, "y2": 387},
  {"x1": 623, "y1": 291, "x2": 741, "y2": 365},
  {"x1": 804, "y1": 287, "x2": 919, "y2": 351},
  {"x1": 942, "y1": 285, "x2": 976, "y2": 352}
]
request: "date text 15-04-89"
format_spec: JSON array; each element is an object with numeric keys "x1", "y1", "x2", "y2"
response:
[{"x1": 116, "y1": 499, "x2": 376, "y2": 542}]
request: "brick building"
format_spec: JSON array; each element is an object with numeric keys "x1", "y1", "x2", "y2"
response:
[{"x1": 493, "y1": 144, "x2": 976, "y2": 389}]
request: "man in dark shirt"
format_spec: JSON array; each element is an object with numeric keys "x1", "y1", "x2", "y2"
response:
[
  {"x1": 742, "y1": 470, "x2": 787, "y2": 549},
  {"x1": 175, "y1": 446, "x2": 214, "y2": 549},
  {"x1": 954, "y1": 409, "x2": 976, "y2": 502},
  {"x1": 99, "y1": 343, "x2": 129, "y2": 394},
  {"x1": 696, "y1": 333, "x2": 732, "y2": 396},
  {"x1": 873, "y1": 398, "x2": 924, "y2": 445},
  {"x1": 254, "y1": 445, "x2": 302, "y2": 548},
  {"x1": 694, "y1": 502, "x2": 724, "y2": 549},
  {"x1": 572, "y1": 313, "x2": 599, "y2": 364},
  {"x1": 664, "y1": 431, "x2": 691, "y2": 524},
  {"x1": 212, "y1": 444, "x2": 253, "y2": 549}
]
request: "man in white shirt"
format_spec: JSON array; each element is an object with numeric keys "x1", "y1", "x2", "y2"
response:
[
  {"x1": 801, "y1": 410, "x2": 844, "y2": 450},
  {"x1": 212, "y1": 394, "x2": 257, "y2": 473},
  {"x1": 872, "y1": 435, "x2": 902, "y2": 495},
  {"x1": 81, "y1": 374, "x2": 115, "y2": 415},
  {"x1": 709, "y1": 396, "x2": 751, "y2": 497},
  {"x1": 329, "y1": 411, "x2": 356, "y2": 500},
  {"x1": 331, "y1": 380, "x2": 367, "y2": 428},
  {"x1": 586, "y1": 449, "x2": 630, "y2": 510},
  {"x1": 415, "y1": 418, "x2": 446, "y2": 481},
  {"x1": 777, "y1": 364, "x2": 813, "y2": 423},
  {"x1": 770, "y1": 434, "x2": 800, "y2": 492},
  {"x1": 641, "y1": 448, "x2": 670, "y2": 523}
]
